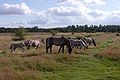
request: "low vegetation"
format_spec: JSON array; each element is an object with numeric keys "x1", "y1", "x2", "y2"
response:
[
  {"x1": 13, "y1": 27, "x2": 27, "y2": 41},
  {"x1": 0, "y1": 32, "x2": 120, "y2": 80}
]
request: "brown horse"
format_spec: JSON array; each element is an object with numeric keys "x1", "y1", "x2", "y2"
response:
[
  {"x1": 10, "y1": 41, "x2": 25, "y2": 52},
  {"x1": 25, "y1": 39, "x2": 44, "y2": 50},
  {"x1": 46, "y1": 36, "x2": 72, "y2": 54},
  {"x1": 77, "y1": 37, "x2": 96, "y2": 46}
]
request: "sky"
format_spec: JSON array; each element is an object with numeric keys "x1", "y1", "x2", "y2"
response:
[{"x1": 0, "y1": 0, "x2": 120, "y2": 28}]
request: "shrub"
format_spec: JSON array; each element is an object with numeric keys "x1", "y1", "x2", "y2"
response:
[
  {"x1": 49, "y1": 30, "x2": 58, "y2": 36},
  {"x1": 13, "y1": 27, "x2": 26, "y2": 40},
  {"x1": 72, "y1": 32, "x2": 75, "y2": 35}
]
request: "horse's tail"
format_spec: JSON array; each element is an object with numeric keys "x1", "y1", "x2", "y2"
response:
[
  {"x1": 92, "y1": 38, "x2": 96, "y2": 46},
  {"x1": 46, "y1": 38, "x2": 49, "y2": 48},
  {"x1": 46, "y1": 37, "x2": 53, "y2": 48}
]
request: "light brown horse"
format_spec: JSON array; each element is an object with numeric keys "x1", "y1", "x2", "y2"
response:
[
  {"x1": 77, "y1": 37, "x2": 96, "y2": 46},
  {"x1": 26, "y1": 39, "x2": 44, "y2": 50}
]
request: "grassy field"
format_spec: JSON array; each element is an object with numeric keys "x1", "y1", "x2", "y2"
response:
[{"x1": 0, "y1": 32, "x2": 120, "y2": 80}]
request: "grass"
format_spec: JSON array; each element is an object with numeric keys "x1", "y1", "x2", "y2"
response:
[{"x1": 0, "y1": 32, "x2": 120, "y2": 80}]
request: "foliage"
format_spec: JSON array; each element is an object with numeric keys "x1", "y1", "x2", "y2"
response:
[
  {"x1": 49, "y1": 30, "x2": 58, "y2": 36},
  {"x1": 14, "y1": 27, "x2": 26, "y2": 40},
  {"x1": 0, "y1": 25, "x2": 120, "y2": 33}
]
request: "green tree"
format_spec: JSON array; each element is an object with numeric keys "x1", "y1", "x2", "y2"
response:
[
  {"x1": 14, "y1": 27, "x2": 26, "y2": 40},
  {"x1": 49, "y1": 30, "x2": 58, "y2": 36}
]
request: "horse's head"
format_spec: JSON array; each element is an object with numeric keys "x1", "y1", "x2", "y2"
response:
[
  {"x1": 66, "y1": 39, "x2": 72, "y2": 54},
  {"x1": 41, "y1": 39, "x2": 45, "y2": 44},
  {"x1": 91, "y1": 38, "x2": 96, "y2": 46}
]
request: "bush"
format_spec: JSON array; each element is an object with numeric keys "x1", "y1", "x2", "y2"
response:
[
  {"x1": 72, "y1": 32, "x2": 75, "y2": 35},
  {"x1": 13, "y1": 27, "x2": 26, "y2": 40},
  {"x1": 49, "y1": 30, "x2": 58, "y2": 36}
]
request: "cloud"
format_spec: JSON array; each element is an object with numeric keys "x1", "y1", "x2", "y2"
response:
[
  {"x1": 83, "y1": 0, "x2": 106, "y2": 5},
  {"x1": 28, "y1": 0, "x2": 93, "y2": 26},
  {"x1": 88, "y1": 9, "x2": 106, "y2": 19},
  {"x1": 28, "y1": 18, "x2": 48, "y2": 24},
  {"x1": 57, "y1": 0, "x2": 106, "y2": 5},
  {"x1": 47, "y1": 6, "x2": 88, "y2": 16},
  {"x1": 0, "y1": 2, "x2": 32, "y2": 15},
  {"x1": 2, "y1": 0, "x2": 120, "y2": 28}
]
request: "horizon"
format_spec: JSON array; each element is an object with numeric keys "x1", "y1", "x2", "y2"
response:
[{"x1": 1, "y1": 0, "x2": 120, "y2": 28}]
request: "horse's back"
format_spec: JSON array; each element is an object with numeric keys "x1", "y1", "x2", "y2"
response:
[{"x1": 53, "y1": 37, "x2": 65, "y2": 45}]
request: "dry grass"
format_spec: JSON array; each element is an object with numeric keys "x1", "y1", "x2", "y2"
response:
[{"x1": 0, "y1": 32, "x2": 120, "y2": 80}]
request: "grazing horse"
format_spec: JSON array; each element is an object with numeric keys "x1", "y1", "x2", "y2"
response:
[
  {"x1": 26, "y1": 39, "x2": 44, "y2": 50},
  {"x1": 69, "y1": 37, "x2": 88, "y2": 49},
  {"x1": 84, "y1": 37, "x2": 96, "y2": 46},
  {"x1": 69, "y1": 39, "x2": 87, "y2": 50},
  {"x1": 77, "y1": 37, "x2": 96, "y2": 46},
  {"x1": 10, "y1": 41, "x2": 25, "y2": 52},
  {"x1": 46, "y1": 36, "x2": 72, "y2": 54}
]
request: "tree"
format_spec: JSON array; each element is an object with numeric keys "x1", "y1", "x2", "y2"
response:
[
  {"x1": 14, "y1": 27, "x2": 26, "y2": 40},
  {"x1": 49, "y1": 30, "x2": 58, "y2": 36}
]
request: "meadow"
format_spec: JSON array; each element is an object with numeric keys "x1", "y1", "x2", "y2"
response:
[{"x1": 0, "y1": 32, "x2": 120, "y2": 80}]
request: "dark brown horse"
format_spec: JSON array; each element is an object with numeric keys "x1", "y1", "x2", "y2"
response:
[
  {"x1": 46, "y1": 36, "x2": 72, "y2": 54},
  {"x1": 10, "y1": 41, "x2": 25, "y2": 52}
]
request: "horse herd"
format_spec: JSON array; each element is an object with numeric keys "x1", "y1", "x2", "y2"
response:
[{"x1": 10, "y1": 36, "x2": 96, "y2": 54}]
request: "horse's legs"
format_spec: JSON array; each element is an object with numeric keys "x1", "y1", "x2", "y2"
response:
[
  {"x1": 62, "y1": 46, "x2": 64, "y2": 53},
  {"x1": 27, "y1": 45, "x2": 31, "y2": 50},
  {"x1": 50, "y1": 46, "x2": 52, "y2": 53},
  {"x1": 22, "y1": 47, "x2": 25, "y2": 52},
  {"x1": 46, "y1": 47, "x2": 49, "y2": 53},
  {"x1": 68, "y1": 47, "x2": 72, "y2": 54},
  {"x1": 89, "y1": 42, "x2": 91, "y2": 46},
  {"x1": 84, "y1": 46, "x2": 86, "y2": 50},
  {"x1": 27, "y1": 46, "x2": 29, "y2": 49},
  {"x1": 13, "y1": 48, "x2": 16, "y2": 52},
  {"x1": 11, "y1": 49, "x2": 14, "y2": 52},
  {"x1": 58, "y1": 46, "x2": 62, "y2": 53},
  {"x1": 36, "y1": 44, "x2": 39, "y2": 49}
]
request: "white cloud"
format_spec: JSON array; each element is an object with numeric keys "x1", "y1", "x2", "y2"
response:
[
  {"x1": 0, "y1": 2, "x2": 32, "y2": 15},
  {"x1": 83, "y1": 0, "x2": 106, "y2": 5},
  {"x1": 2, "y1": 0, "x2": 120, "y2": 28},
  {"x1": 57, "y1": 0, "x2": 106, "y2": 6},
  {"x1": 47, "y1": 6, "x2": 90, "y2": 16},
  {"x1": 88, "y1": 9, "x2": 107, "y2": 19},
  {"x1": 28, "y1": 0, "x2": 93, "y2": 26}
]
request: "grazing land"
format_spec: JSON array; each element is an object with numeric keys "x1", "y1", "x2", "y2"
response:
[{"x1": 0, "y1": 32, "x2": 120, "y2": 80}]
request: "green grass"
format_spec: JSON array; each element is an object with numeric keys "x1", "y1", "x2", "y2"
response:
[
  {"x1": 41, "y1": 54, "x2": 120, "y2": 80},
  {"x1": 0, "y1": 33, "x2": 120, "y2": 80}
]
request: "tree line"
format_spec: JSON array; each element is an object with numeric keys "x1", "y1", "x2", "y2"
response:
[{"x1": 0, "y1": 24, "x2": 120, "y2": 33}]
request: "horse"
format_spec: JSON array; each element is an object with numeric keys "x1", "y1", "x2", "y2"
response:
[
  {"x1": 26, "y1": 39, "x2": 44, "y2": 50},
  {"x1": 69, "y1": 39, "x2": 87, "y2": 50},
  {"x1": 46, "y1": 36, "x2": 72, "y2": 54},
  {"x1": 77, "y1": 37, "x2": 96, "y2": 46},
  {"x1": 84, "y1": 37, "x2": 96, "y2": 46},
  {"x1": 69, "y1": 37, "x2": 89, "y2": 49},
  {"x1": 10, "y1": 41, "x2": 25, "y2": 52}
]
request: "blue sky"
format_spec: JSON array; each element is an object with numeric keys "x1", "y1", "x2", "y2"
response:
[{"x1": 0, "y1": 0, "x2": 120, "y2": 28}]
